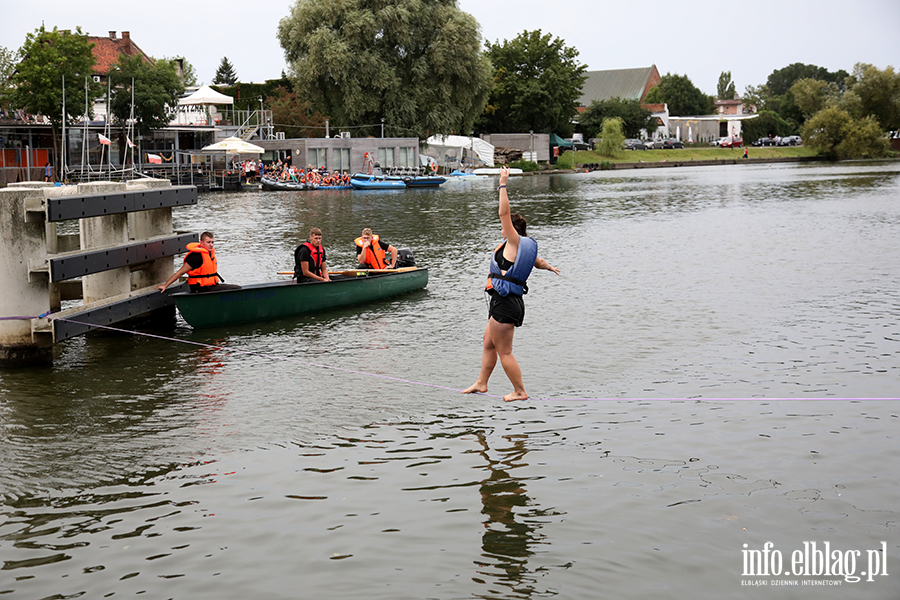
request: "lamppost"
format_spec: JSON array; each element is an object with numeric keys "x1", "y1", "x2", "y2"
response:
[
  {"x1": 381, "y1": 117, "x2": 385, "y2": 138},
  {"x1": 530, "y1": 130, "x2": 534, "y2": 160}
]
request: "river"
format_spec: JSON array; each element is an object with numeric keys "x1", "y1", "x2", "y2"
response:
[{"x1": 1, "y1": 161, "x2": 899, "y2": 598}]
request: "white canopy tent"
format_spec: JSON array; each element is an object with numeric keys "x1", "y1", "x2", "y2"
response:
[
  {"x1": 175, "y1": 85, "x2": 234, "y2": 126},
  {"x1": 178, "y1": 85, "x2": 234, "y2": 106},
  {"x1": 423, "y1": 135, "x2": 494, "y2": 168}
]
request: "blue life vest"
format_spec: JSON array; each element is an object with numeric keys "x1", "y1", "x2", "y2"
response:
[{"x1": 488, "y1": 236, "x2": 538, "y2": 296}]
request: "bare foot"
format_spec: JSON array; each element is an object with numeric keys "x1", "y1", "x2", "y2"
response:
[
  {"x1": 462, "y1": 383, "x2": 488, "y2": 394},
  {"x1": 502, "y1": 391, "x2": 528, "y2": 402}
]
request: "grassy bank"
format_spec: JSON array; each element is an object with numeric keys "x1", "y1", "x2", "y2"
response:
[{"x1": 564, "y1": 145, "x2": 818, "y2": 167}]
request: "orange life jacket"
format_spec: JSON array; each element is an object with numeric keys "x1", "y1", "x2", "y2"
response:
[
  {"x1": 355, "y1": 235, "x2": 387, "y2": 269},
  {"x1": 185, "y1": 242, "x2": 220, "y2": 287},
  {"x1": 296, "y1": 241, "x2": 325, "y2": 278}
]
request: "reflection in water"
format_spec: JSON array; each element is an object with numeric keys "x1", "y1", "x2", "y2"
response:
[{"x1": 474, "y1": 431, "x2": 544, "y2": 598}]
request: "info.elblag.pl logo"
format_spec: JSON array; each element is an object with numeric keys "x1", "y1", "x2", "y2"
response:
[{"x1": 742, "y1": 542, "x2": 889, "y2": 585}]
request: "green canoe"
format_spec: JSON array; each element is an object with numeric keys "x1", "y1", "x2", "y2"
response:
[{"x1": 172, "y1": 268, "x2": 428, "y2": 328}]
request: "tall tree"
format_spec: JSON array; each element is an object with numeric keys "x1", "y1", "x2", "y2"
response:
[
  {"x1": 10, "y1": 26, "x2": 98, "y2": 125},
  {"x1": 717, "y1": 71, "x2": 735, "y2": 99},
  {"x1": 109, "y1": 54, "x2": 184, "y2": 135},
  {"x1": 164, "y1": 56, "x2": 199, "y2": 86},
  {"x1": 843, "y1": 62, "x2": 900, "y2": 131},
  {"x1": 646, "y1": 73, "x2": 714, "y2": 116},
  {"x1": 277, "y1": 0, "x2": 492, "y2": 139},
  {"x1": 789, "y1": 78, "x2": 841, "y2": 119},
  {"x1": 267, "y1": 86, "x2": 329, "y2": 138},
  {"x1": 0, "y1": 45, "x2": 16, "y2": 105},
  {"x1": 213, "y1": 57, "x2": 238, "y2": 86},
  {"x1": 801, "y1": 107, "x2": 889, "y2": 159},
  {"x1": 9, "y1": 26, "x2": 99, "y2": 165},
  {"x1": 766, "y1": 62, "x2": 849, "y2": 96},
  {"x1": 477, "y1": 30, "x2": 587, "y2": 136},
  {"x1": 578, "y1": 97, "x2": 656, "y2": 140}
]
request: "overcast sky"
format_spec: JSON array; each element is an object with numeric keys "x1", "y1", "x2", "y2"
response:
[{"x1": 2, "y1": 0, "x2": 897, "y2": 96}]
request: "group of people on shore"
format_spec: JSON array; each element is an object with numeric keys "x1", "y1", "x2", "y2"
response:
[{"x1": 158, "y1": 166, "x2": 560, "y2": 401}]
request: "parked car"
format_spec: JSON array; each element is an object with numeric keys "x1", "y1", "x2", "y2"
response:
[
  {"x1": 710, "y1": 138, "x2": 725, "y2": 146},
  {"x1": 777, "y1": 135, "x2": 802, "y2": 146},
  {"x1": 752, "y1": 137, "x2": 775, "y2": 147},
  {"x1": 623, "y1": 138, "x2": 648, "y2": 150},
  {"x1": 644, "y1": 138, "x2": 664, "y2": 149},
  {"x1": 719, "y1": 136, "x2": 743, "y2": 148},
  {"x1": 662, "y1": 138, "x2": 684, "y2": 149}
]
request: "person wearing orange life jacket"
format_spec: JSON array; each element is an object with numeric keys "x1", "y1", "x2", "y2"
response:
[
  {"x1": 294, "y1": 227, "x2": 330, "y2": 283},
  {"x1": 462, "y1": 167, "x2": 560, "y2": 402},
  {"x1": 355, "y1": 228, "x2": 398, "y2": 270},
  {"x1": 157, "y1": 232, "x2": 242, "y2": 294}
]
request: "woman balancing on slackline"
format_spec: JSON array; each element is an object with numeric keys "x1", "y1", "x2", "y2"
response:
[{"x1": 463, "y1": 166, "x2": 560, "y2": 401}]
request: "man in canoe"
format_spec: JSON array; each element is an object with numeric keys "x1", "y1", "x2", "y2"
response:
[
  {"x1": 157, "y1": 232, "x2": 242, "y2": 293},
  {"x1": 294, "y1": 227, "x2": 330, "y2": 283},
  {"x1": 462, "y1": 167, "x2": 560, "y2": 402},
  {"x1": 355, "y1": 228, "x2": 398, "y2": 270}
]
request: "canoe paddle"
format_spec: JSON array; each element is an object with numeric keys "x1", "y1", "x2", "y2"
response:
[{"x1": 277, "y1": 267, "x2": 418, "y2": 276}]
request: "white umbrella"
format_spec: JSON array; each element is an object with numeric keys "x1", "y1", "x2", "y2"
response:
[
  {"x1": 676, "y1": 125, "x2": 680, "y2": 140},
  {"x1": 201, "y1": 136, "x2": 265, "y2": 154},
  {"x1": 688, "y1": 126, "x2": 693, "y2": 143}
]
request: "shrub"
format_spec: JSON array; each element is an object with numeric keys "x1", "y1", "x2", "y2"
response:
[{"x1": 508, "y1": 160, "x2": 540, "y2": 172}]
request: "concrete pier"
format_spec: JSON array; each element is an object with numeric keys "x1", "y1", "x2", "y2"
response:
[{"x1": 0, "y1": 179, "x2": 197, "y2": 366}]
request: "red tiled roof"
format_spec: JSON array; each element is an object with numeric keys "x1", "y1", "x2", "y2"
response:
[{"x1": 86, "y1": 31, "x2": 153, "y2": 76}]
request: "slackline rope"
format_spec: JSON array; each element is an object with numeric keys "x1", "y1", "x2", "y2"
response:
[
  {"x1": 3, "y1": 314, "x2": 895, "y2": 402},
  {"x1": 51, "y1": 317, "x2": 506, "y2": 399}
]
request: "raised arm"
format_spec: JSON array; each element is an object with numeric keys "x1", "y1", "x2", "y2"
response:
[
  {"x1": 534, "y1": 256, "x2": 560, "y2": 275},
  {"x1": 498, "y1": 166, "x2": 519, "y2": 259}
]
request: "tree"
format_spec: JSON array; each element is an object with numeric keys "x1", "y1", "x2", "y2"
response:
[
  {"x1": 0, "y1": 45, "x2": 16, "y2": 105},
  {"x1": 277, "y1": 0, "x2": 492, "y2": 139},
  {"x1": 477, "y1": 30, "x2": 587, "y2": 136},
  {"x1": 789, "y1": 78, "x2": 842, "y2": 119},
  {"x1": 10, "y1": 26, "x2": 98, "y2": 126},
  {"x1": 596, "y1": 117, "x2": 625, "y2": 158},
  {"x1": 109, "y1": 55, "x2": 184, "y2": 135},
  {"x1": 801, "y1": 107, "x2": 889, "y2": 160},
  {"x1": 717, "y1": 71, "x2": 735, "y2": 99},
  {"x1": 648, "y1": 73, "x2": 714, "y2": 116},
  {"x1": 843, "y1": 63, "x2": 900, "y2": 131},
  {"x1": 267, "y1": 86, "x2": 329, "y2": 138},
  {"x1": 766, "y1": 62, "x2": 849, "y2": 96},
  {"x1": 742, "y1": 83, "x2": 769, "y2": 113},
  {"x1": 164, "y1": 56, "x2": 199, "y2": 86},
  {"x1": 740, "y1": 110, "x2": 794, "y2": 141},
  {"x1": 213, "y1": 57, "x2": 238, "y2": 86},
  {"x1": 578, "y1": 97, "x2": 656, "y2": 140}
]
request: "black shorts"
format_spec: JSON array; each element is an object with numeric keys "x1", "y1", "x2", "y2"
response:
[{"x1": 488, "y1": 291, "x2": 525, "y2": 327}]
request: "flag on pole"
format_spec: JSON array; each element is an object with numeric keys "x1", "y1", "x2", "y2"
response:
[
  {"x1": 147, "y1": 153, "x2": 162, "y2": 164},
  {"x1": 126, "y1": 137, "x2": 135, "y2": 148},
  {"x1": 98, "y1": 133, "x2": 112, "y2": 145}
]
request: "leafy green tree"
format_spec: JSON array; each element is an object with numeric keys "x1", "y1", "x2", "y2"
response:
[
  {"x1": 0, "y1": 45, "x2": 16, "y2": 104},
  {"x1": 741, "y1": 110, "x2": 795, "y2": 141},
  {"x1": 277, "y1": 0, "x2": 492, "y2": 139},
  {"x1": 596, "y1": 117, "x2": 625, "y2": 158},
  {"x1": 742, "y1": 83, "x2": 769, "y2": 113},
  {"x1": 164, "y1": 56, "x2": 199, "y2": 86},
  {"x1": 717, "y1": 71, "x2": 735, "y2": 99},
  {"x1": 10, "y1": 26, "x2": 98, "y2": 126},
  {"x1": 578, "y1": 97, "x2": 656, "y2": 140},
  {"x1": 109, "y1": 54, "x2": 184, "y2": 135},
  {"x1": 267, "y1": 86, "x2": 329, "y2": 138},
  {"x1": 789, "y1": 78, "x2": 841, "y2": 118},
  {"x1": 766, "y1": 62, "x2": 849, "y2": 96},
  {"x1": 648, "y1": 73, "x2": 714, "y2": 116},
  {"x1": 801, "y1": 107, "x2": 889, "y2": 159},
  {"x1": 477, "y1": 30, "x2": 587, "y2": 136},
  {"x1": 213, "y1": 57, "x2": 238, "y2": 86},
  {"x1": 843, "y1": 63, "x2": 900, "y2": 130}
]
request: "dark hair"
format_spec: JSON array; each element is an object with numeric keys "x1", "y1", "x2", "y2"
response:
[
  {"x1": 200, "y1": 231, "x2": 214, "y2": 241},
  {"x1": 511, "y1": 213, "x2": 527, "y2": 236}
]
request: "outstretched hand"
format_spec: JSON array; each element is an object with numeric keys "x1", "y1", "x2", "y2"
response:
[{"x1": 499, "y1": 166, "x2": 510, "y2": 186}]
